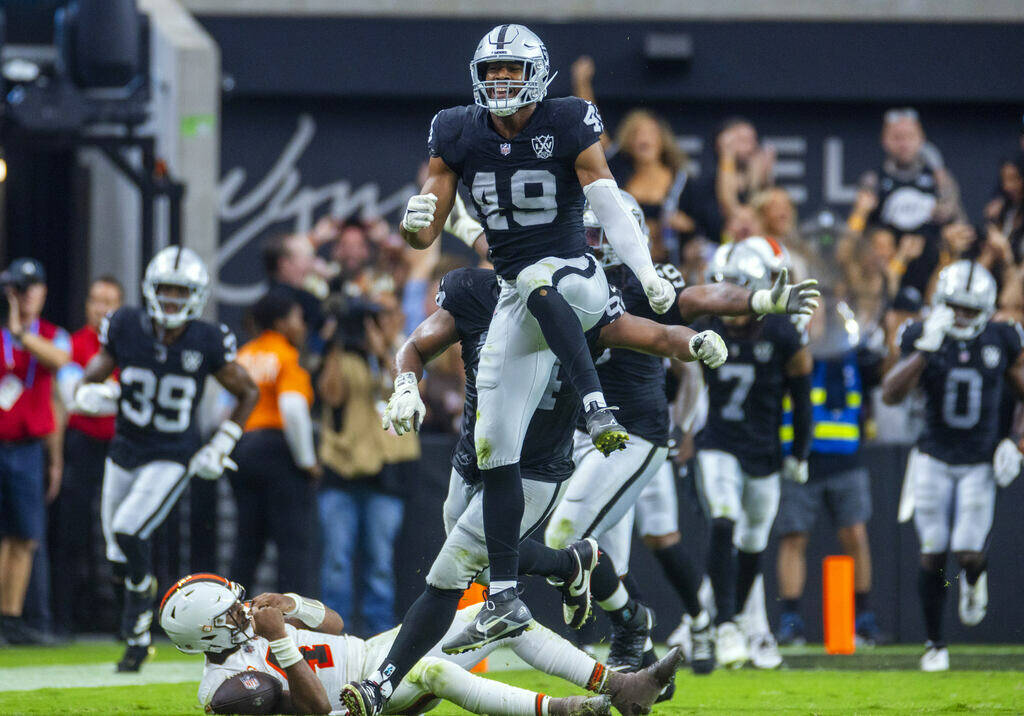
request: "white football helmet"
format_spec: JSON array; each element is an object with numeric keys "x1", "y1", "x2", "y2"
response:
[
  {"x1": 933, "y1": 260, "x2": 996, "y2": 340},
  {"x1": 742, "y1": 236, "x2": 791, "y2": 281},
  {"x1": 159, "y1": 573, "x2": 254, "y2": 654},
  {"x1": 470, "y1": 24, "x2": 555, "y2": 117},
  {"x1": 142, "y1": 246, "x2": 210, "y2": 329},
  {"x1": 583, "y1": 189, "x2": 649, "y2": 268},
  {"x1": 707, "y1": 241, "x2": 773, "y2": 291}
]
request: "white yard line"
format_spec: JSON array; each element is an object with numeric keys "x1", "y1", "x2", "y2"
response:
[{"x1": 0, "y1": 662, "x2": 203, "y2": 691}]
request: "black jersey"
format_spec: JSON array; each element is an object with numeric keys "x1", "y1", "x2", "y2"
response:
[
  {"x1": 590, "y1": 263, "x2": 688, "y2": 446},
  {"x1": 899, "y1": 319, "x2": 1024, "y2": 465},
  {"x1": 693, "y1": 314, "x2": 806, "y2": 476},
  {"x1": 428, "y1": 97, "x2": 604, "y2": 280},
  {"x1": 101, "y1": 306, "x2": 237, "y2": 469},
  {"x1": 437, "y1": 267, "x2": 621, "y2": 484}
]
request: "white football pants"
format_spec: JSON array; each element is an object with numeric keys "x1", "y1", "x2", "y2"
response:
[
  {"x1": 910, "y1": 451, "x2": 995, "y2": 554},
  {"x1": 101, "y1": 458, "x2": 189, "y2": 563}
]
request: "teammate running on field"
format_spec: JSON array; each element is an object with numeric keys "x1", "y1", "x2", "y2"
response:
[
  {"x1": 881, "y1": 260, "x2": 1024, "y2": 672},
  {"x1": 74, "y1": 247, "x2": 258, "y2": 671},
  {"x1": 688, "y1": 241, "x2": 815, "y2": 670}
]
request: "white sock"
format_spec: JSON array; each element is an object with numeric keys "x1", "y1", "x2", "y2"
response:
[
  {"x1": 508, "y1": 623, "x2": 601, "y2": 689},
  {"x1": 126, "y1": 632, "x2": 152, "y2": 647},
  {"x1": 489, "y1": 580, "x2": 517, "y2": 597},
  {"x1": 597, "y1": 583, "x2": 629, "y2": 612},
  {"x1": 414, "y1": 657, "x2": 546, "y2": 716}
]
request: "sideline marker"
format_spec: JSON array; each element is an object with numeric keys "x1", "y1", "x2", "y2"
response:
[{"x1": 823, "y1": 555, "x2": 855, "y2": 654}]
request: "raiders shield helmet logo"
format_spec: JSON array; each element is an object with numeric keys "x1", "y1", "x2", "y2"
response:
[
  {"x1": 532, "y1": 134, "x2": 554, "y2": 159},
  {"x1": 982, "y1": 345, "x2": 1001, "y2": 369},
  {"x1": 754, "y1": 341, "x2": 774, "y2": 363},
  {"x1": 182, "y1": 349, "x2": 203, "y2": 373}
]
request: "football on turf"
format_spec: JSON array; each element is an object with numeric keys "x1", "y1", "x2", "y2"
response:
[{"x1": 210, "y1": 671, "x2": 282, "y2": 714}]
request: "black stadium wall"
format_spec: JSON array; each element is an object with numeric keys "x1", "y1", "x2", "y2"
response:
[{"x1": 195, "y1": 15, "x2": 1024, "y2": 644}]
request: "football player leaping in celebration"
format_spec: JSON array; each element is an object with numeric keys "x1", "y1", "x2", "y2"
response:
[
  {"x1": 882, "y1": 261, "x2": 1024, "y2": 672},
  {"x1": 161, "y1": 573, "x2": 678, "y2": 716},
  {"x1": 391, "y1": 23, "x2": 675, "y2": 664},
  {"x1": 75, "y1": 247, "x2": 258, "y2": 672}
]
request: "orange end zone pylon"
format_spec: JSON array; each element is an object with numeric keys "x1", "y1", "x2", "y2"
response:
[{"x1": 823, "y1": 555, "x2": 855, "y2": 654}]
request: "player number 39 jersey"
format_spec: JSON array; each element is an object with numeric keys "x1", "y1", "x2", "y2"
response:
[
  {"x1": 101, "y1": 306, "x2": 237, "y2": 469},
  {"x1": 428, "y1": 97, "x2": 604, "y2": 280}
]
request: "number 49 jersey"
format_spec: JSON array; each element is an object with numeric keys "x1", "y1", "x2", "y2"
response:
[
  {"x1": 101, "y1": 306, "x2": 237, "y2": 469},
  {"x1": 429, "y1": 97, "x2": 604, "y2": 280},
  {"x1": 692, "y1": 314, "x2": 806, "y2": 477},
  {"x1": 899, "y1": 319, "x2": 1024, "y2": 465}
]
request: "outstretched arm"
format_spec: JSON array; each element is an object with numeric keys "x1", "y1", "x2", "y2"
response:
[
  {"x1": 598, "y1": 312, "x2": 728, "y2": 369},
  {"x1": 400, "y1": 157, "x2": 459, "y2": 249}
]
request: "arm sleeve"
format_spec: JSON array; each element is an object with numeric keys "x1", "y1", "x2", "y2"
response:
[
  {"x1": 785, "y1": 372, "x2": 813, "y2": 461},
  {"x1": 279, "y1": 392, "x2": 317, "y2": 469},
  {"x1": 583, "y1": 178, "x2": 657, "y2": 284}
]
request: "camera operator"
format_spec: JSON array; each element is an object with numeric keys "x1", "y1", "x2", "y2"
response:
[
  {"x1": 317, "y1": 293, "x2": 419, "y2": 635},
  {"x1": 0, "y1": 259, "x2": 70, "y2": 644}
]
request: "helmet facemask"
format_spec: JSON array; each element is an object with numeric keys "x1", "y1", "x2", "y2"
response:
[{"x1": 470, "y1": 25, "x2": 555, "y2": 117}]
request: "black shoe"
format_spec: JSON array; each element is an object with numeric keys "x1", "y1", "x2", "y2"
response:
[
  {"x1": 120, "y1": 578, "x2": 157, "y2": 642},
  {"x1": 116, "y1": 644, "x2": 152, "y2": 672},
  {"x1": 560, "y1": 538, "x2": 599, "y2": 630},
  {"x1": 690, "y1": 614, "x2": 716, "y2": 675},
  {"x1": 340, "y1": 679, "x2": 385, "y2": 716},
  {"x1": 1, "y1": 616, "x2": 55, "y2": 645},
  {"x1": 586, "y1": 408, "x2": 628, "y2": 456},
  {"x1": 441, "y1": 589, "x2": 532, "y2": 654},
  {"x1": 607, "y1": 604, "x2": 654, "y2": 672}
]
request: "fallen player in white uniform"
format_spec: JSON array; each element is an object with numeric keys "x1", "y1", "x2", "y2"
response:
[{"x1": 159, "y1": 573, "x2": 680, "y2": 715}]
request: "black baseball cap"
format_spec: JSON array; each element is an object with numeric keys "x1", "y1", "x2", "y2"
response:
[{"x1": 1, "y1": 258, "x2": 47, "y2": 289}]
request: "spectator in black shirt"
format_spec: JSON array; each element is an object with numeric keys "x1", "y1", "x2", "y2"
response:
[{"x1": 985, "y1": 157, "x2": 1024, "y2": 262}]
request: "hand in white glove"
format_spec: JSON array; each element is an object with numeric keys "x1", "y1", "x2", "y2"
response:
[
  {"x1": 750, "y1": 268, "x2": 820, "y2": 317},
  {"x1": 638, "y1": 266, "x2": 676, "y2": 315},
  {"x1": 444, "y1": 193, "x2": 485, "y2": 248},
  {"x1": 188, "y1": 422, "x2": 243, "y2": 481},
  {"x1": 914, "y1": 304, "x2": 954, "y2": 352},
  {"x1": 74, "y1": 380, "x2": 120, "y2": 416},
  {"x1": 402, "y1": 193, "x2": 438, "y2": 233},
  {"x1": 993, "y1": 438, "x2": 1022, "y2": 488},
  {"x1": 382, "y1": 372, "x2": 426, "y2": 436},
  {"x1": 689, "y1": 330, "x2": 728, "y2": 369},
  {"x1": 783, "y1": 456, "x2": 809, "y2": 484}
]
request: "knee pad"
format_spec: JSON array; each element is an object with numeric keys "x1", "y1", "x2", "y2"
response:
[
  {"x1": 426, "y1": 536, "x2": 487, "y2": 592},
  {"x1": 114, "y1": 532, "x2": 151, "y2": 582},
  {"x1": 735, "y1": 519, "x2": 773, "y2": 553},
  {"x1": 515, "y1": 263, "x2": 555, "y2": 301}
]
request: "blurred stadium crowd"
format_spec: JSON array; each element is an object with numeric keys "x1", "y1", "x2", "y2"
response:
[{"x1": 1, "y1": 52, "x2": 1023, "y2": 648}]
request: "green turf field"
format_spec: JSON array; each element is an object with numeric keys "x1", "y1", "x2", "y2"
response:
[{"x1": 0, "y1": 641, "x2": 1021, "y2": 714}]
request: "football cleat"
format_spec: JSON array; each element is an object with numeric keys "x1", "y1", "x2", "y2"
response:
[
  {"x1": 715, "y1": 621, "x2": 748, "y2": 669},
  {"x1": 560, "y1": 538, "x2": 599, "y2": 629},
  {"x1": 548, "y1": 694, "x2": 611, "y2": 716},
  {"x1": 689, "y1": 611, "x2": 716, "y2": 675},
  {"x1": 586, "y1": 408, "x2": 628, "y2": 456},
  {"x1": 116, "y1": 644, "x2": 153, "y2": 672},
  {"x1": 441, "y1": 589, "x2": 532, "y2": 654},
  {"x1": 747, "y1": 630, "x2": 783, "y2": 670},
  {"x1": 604, "y1": 647, "x2": 683, "y2": 716},
  {"x1": 776, "y1": 610, "x2": 806, "y2": 646},
  {"x1": 920, "y1": 642, "x2": 949, "y2": 672},
  {"x1": 958, "y1": 570, "x2": 987, "y2": 626},
  {"x1": 340, "y1": 679, "x2": 385, "y2": 716},
  {"x1": 607, "y1": 604, "x2": 654, "y2": 672}
]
